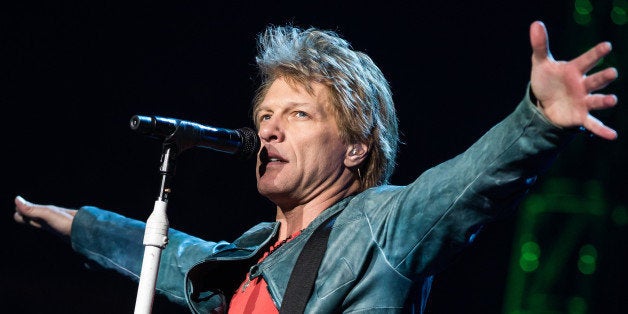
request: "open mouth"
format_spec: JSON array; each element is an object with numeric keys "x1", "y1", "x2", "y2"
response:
[{"x1": 258, "y1": 146, "x2": 287, "y2": 176}]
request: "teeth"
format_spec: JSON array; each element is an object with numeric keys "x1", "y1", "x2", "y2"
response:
[{"x1": 269, "y1": 158, "x2": 280, "y2": 162}]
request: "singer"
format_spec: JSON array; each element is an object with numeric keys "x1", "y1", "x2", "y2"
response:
[{"x1": 13, "y1": 21, "x2": 618, "y2": 313}]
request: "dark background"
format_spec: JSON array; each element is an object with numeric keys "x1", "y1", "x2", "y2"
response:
[{"x1": 2, "y1": 1, "x2": 626, "y2": 313}]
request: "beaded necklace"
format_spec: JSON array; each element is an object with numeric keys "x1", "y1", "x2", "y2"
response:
[{"x1": 267, "y1": 230, "x2": 302, "y2": 255}]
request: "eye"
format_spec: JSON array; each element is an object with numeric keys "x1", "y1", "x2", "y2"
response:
[
  {"x1": 258, "y1": 114, "x2": 271, "y2": 123},
  {"x1": 294, "y1": 111, "x2": 309, "y2": 119}
]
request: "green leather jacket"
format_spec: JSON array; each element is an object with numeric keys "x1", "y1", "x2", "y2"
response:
[{"x1": 71, "y1": 87, "x2": 575, "y2": 313}]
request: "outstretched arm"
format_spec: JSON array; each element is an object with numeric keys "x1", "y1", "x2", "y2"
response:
[{"x1": 529, "y1": 21, "x2": 619, "y2": 140}]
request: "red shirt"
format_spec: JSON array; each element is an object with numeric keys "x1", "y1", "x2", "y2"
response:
[{"x1": 228, "y1": 230, "x2": 302, "y2": 313}]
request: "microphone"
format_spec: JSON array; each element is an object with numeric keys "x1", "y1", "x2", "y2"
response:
[{"x1": 129, "y1": 115, "x2": 260, "y2": 160}]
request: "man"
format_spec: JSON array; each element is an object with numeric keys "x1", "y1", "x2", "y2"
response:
[{"x1": 13, "y1": 21, "x2": 618, "y2": 313}]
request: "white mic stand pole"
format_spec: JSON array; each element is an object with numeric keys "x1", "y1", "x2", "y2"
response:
[{"x1": 134, "y1": 143, "x2": 177, "y2": 314}]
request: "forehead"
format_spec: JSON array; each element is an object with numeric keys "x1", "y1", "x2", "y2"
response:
[{"x1": 255, "y1": 77, "x2": 332, "y2": 113}]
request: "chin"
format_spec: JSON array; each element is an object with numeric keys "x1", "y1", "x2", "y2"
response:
[{"x1": 257, "y1": 181, "x2": 291, "y2": 200}]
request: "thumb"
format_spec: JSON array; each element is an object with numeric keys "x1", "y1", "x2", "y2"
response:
[
  {"x1": 14, "y1": 196, "x2": 76, "y2": 237},
  {"x1": 15, "y1": 195, "x2": 33, "y2": 213},
  {"x1": 14, "y1": 195, "x2": 44, "y2": 228}
]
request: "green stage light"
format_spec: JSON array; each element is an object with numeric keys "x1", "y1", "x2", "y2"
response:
[
  {"x1": 574, "y1": 0, "x2": 594, "y2": 25},
  {"x1": 575, "y1": 0, "x2": 594, "y2": 14},
  {"x1": 577, "y1": 244, "x2": 597, "y2": 275},
  {"x1": 520, "y1": 241, "x2": 541, "y2": 272},
  {"x1": 611, "y1": 5, "x2": 627, "y2": 25}
]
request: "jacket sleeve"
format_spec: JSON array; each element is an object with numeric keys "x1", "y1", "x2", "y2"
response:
[
  {"x1": 70, "y1": 206, "x2": 234, "y2": 306},
  {"x1": 364, "y1": 85, "x2": 579, "y2": 277}
]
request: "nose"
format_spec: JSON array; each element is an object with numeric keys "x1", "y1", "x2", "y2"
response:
[{"x1": 258, "y1": 116, "x2": 284, "y2": 143}]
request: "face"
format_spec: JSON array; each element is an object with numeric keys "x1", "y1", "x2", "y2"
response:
[{"x1": 255, "y1": 77, "x2": 350, "y2": 207}]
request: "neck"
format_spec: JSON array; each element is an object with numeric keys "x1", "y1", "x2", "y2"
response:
[{"x1": 274, "y1": 179, "x2": 359, "y2": 240}]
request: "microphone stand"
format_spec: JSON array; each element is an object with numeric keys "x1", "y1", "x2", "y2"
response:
[
  {"x1": 128, "y1": 114, "x2": 259, "y2": 313},
  {"x1": 134, "y1": 142, "x2": 178, "y2": 314}
]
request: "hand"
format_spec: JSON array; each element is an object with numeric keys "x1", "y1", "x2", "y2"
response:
[
  {"x1": 13, "y1": 196, "x2": 77, "y2": 239},
  {"x1": 529, "y1": 21, "x2": 619, "y2": 140}
]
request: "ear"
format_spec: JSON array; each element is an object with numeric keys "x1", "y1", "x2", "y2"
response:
[{"x1": 344, "y1": 143, "x2": 368, "y2": 168}]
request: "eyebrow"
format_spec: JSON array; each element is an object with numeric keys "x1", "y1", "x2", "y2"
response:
[{"x1": 255, "y1": 102, "x2": 313, "y2": 116}]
